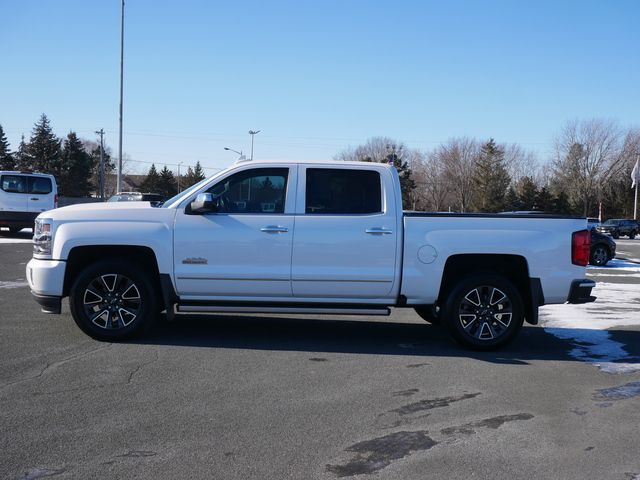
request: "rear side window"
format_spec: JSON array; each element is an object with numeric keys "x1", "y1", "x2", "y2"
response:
[
  {"x1": 305, "y1": 168, "x2": 382, "y2": 214},
  {"x1": 1, "y1": 175, "x2": 27, "y2": 193},
  {"x1": 29, "y1": 177, "x2": 52, "y2": 194}
]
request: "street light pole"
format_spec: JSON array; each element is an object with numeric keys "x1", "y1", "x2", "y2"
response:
[
  {"x1": 248, "y1": 130, "x2": 260, "y2": 161},
  {"x1": 633, "y1": 153, "x2": 639, "y2": 220},
  {"x1": 224, "y1": 147, "x2": 245, "y2": 160},
  {"x1": 95, "y1": 129, "x2": 105, "y2": 201},
  {"x1": 117, "y1": 0, "x2": 125, "y2": 194}
]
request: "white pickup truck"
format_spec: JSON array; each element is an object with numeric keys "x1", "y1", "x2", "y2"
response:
[{"x1": 27, "y1": 160, "x2": 595, "y2": 349}]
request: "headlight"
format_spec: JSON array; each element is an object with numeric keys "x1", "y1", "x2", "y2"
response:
[{"x1": 33, "y1": 217, "x2": 54, "y2": 257}]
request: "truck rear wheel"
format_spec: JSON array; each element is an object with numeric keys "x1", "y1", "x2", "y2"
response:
[
  {"x1": 414, "y1": 305, "x2": 440, "y2": 325},
  {"x1": 69, "y1": 260, "x2": 157, "y2": 341},
  {"x1": 442, "y1": 274, "x2": 524, "y2": 350}
]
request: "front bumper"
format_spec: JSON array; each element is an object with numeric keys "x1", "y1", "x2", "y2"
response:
[
  {"x1": 26, "y1": 258, "x2": 66, "y2": 313},
  {"x1": 32, "y1": 292, "x2": 62, "y2": 314},
  {"x1": 567, "y1": 279, "x2": 596, "y2": 304}
]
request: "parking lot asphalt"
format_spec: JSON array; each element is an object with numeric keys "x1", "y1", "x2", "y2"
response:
[{"x1": 1, "y1": 238, "x2": 640, "y2": 480}]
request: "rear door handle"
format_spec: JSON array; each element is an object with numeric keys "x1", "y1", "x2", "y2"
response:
[
  {"x1": 31, "y1": 198, "x2": 39, "y2": 201},
  {"x1": 260, "y1": 225, "x2": 289, "y2": 233},
  {"x1": 365, "y1": 227, "x2": 393, "y2": 235}
]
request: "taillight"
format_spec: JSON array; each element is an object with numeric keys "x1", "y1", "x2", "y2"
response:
[
  {"x1": 572, "y1": 230, "x2": 590, "y2": 266},
  {"x1": 54, "y1": 194, "x2": 58, "y2": 209}
]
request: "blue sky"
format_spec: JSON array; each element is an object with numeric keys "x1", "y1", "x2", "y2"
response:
[{"x1": 2, "y1": 0, "x2": 639, "y2": 174}]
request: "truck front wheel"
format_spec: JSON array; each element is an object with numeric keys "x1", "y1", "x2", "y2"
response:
[
  {"x1": 69, "y1": 260, "x2": 157, "y2": 341},
  {"x1": 442, "y1": 274, "x2": 524, "y2": 350}
]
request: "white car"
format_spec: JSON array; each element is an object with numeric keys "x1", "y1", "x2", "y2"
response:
[
  {"x1": 26, "y1": 160, "x2": 595, "y2": 350},
  {"x1": 0, "y1": 171, "x2": 57, "y2": 233}
]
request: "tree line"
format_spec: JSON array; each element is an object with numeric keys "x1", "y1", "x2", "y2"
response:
[
  {"x1": 0, "y1": 114, "x2": 205, "y2": 197},
  {"x1": 337, "y1": 119, "x2": 639, "y2": 218},
  {"x1": 2, "y1": 114, "x2": 637, "y2": 217}
]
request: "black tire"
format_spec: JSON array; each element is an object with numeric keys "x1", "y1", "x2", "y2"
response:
[
  {"x1": 442, "y1": 274, "x2": 524, "y2": 350},
  {"x1": 589, "y1": 245, "x2": 610, "y2": 266},
  {"x1": 613, "y1": 232, "x2": 620, "y2": 239},
  {"x1": 415, "y1": 305, "x2": 440, "y2": 325},
  {"x1": 69, "y1": 259, "x2": 157, "y2": 341},
  {"x1": 630, "y1": 232, "x2": 636, "y2": 240}
]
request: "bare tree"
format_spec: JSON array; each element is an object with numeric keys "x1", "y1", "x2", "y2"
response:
[
  {"x1": 552, "y1": 119, "x2": 628, "y2": 216},
  {"x1": 504, "y1": 143, "x2": 541, "y2": 185},
  {"x1": 434, "y1": 137, "x2": 479, "y2": 213},
  {"x1": 414, "y1": 152, "x2": 454, "y2": 211}
]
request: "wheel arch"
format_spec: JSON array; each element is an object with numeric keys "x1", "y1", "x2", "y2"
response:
[
  {"x1": 438, "y1": 254, "x2": 543, "y2": 325},
  {"x1": 63, "y1": 245, "x2": 162, "y2": 299}
]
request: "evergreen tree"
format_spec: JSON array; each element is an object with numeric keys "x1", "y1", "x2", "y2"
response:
[
  {"x1": 535, "y1": 187, "x2": 554, "y2": 213},
  {"x1": 15, "y1": 135, "x2": 31, "y2": 170},
  {"x1": 157, "y1": 165, "x2": 177, "y2": 197},
  {"x1": 25, "y1": 114, "x2": 62, "y2": 175},
  {"x1": 141, "y1": 164, "x2": 162, "y2": 193},
  {"x1": 88, "y1": 144, "x2": 115, "y2": 197},
  {"x1": 182, "y1": 161, "x2": 207, "y2": 188},
  {"x1": 473, "y1": 139, "x2": 510, "y2": 212},
  {"x1": 193, "y1": 161, "x2": 206, "y2": 182},
  {"x1": 551, "y1": 190, "x2": 573, "y2": 215},
  {"x1": 504, "y1": 186, "x2": 522, "y2": 211},
  {"x1": 60, "y1": 132, "x2": 95, "y2": 196},
  {"x1": 516, "y1": 176, "x2": 539, "y2": 210},
  {"x1": 384, "y1": 145, "x2": 416, "y2": 208},
  {"x1": 0, "y1": 124, "x2": 14, "y2": 170}
]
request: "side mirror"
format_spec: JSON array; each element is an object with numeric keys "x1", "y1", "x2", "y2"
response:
[{"x1": 189, "y1": 192, "x2": 216, "y2": 214}]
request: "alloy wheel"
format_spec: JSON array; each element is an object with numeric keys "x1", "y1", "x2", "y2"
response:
[
  {"x1": 82, "y1": 274, "x2": 142, "y2": 330},
  {"x1": 457, "y1": 285, "x2": 513, "y2": 341}
]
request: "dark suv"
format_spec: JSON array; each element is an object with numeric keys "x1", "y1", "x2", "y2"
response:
[
  {"x1": 589, "y1": 229, "x2": 617, "y2": 266},
  {"x1": 596, "y1": 219, "x2": 638, "y2": 239}
]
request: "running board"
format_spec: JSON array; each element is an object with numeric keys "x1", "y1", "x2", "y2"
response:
[{"x1": 176, "y1": 304, "x2": 391, "y2": 316}]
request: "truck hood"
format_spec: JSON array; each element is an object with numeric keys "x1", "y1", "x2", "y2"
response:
[{"x1": 39, "y1": 202, "x2": 176, "y2": 223}]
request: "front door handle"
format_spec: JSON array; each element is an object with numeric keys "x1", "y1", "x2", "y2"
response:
[
  {"x1": 31, "y1": 198, "x2": 39, "y2": 201},
  {"x1": 365, "y1": 227, "x2": 393, "y2": 235},
  {"x1": 260, "y1": 226, "x2": 289, "y2": 233}
]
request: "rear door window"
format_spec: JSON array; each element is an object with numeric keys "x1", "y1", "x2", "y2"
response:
[
  {"x1": 305, "y1": 168, "x2": 381, "y2": 214},
  {"x1": 1, "y1": 175, "x2": 27, "y2": 193},
  {"x1": 28, "y1": 177, "x2": 52, "y2": 194}
]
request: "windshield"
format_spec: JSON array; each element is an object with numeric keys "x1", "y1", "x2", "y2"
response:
[
  {"x1": 603, "y1": 220, "x2": 618, "y2": 225},
  {"x1": 162, "y1": 173, "x2": 222, "y2": 209}
]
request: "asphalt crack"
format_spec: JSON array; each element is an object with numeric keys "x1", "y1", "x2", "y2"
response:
[
  {"x1": 0, "y1": 344, "x2": 113, "y2": 390},
  {"x1": 126, "y1": 349, "x2": 160, "y2": 385}
]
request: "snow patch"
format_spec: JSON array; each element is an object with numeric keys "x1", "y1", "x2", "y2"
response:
[
  {"x1": 0, "y1": 280, "x2": 29, "y2": 289},
  {"x1": 541, "y1": 282, "x2": 640, "y2": 374},
  {"x1": 0, "y1": 236, "x2": 32, "y2": 244}
]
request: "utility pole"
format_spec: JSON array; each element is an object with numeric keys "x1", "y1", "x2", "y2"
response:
[
  {"x1": 95, "y1": 129, "x2": 105, "y2": 201},
  {"x1": 177, "y1": 161, "x2": 183, "y2": 192},
  {"x1": 249, "y1": 130, "x2": 260, "y2": 161},
  {"x1": 117, "y1": 0, "x2": 125, "y2": 194}
]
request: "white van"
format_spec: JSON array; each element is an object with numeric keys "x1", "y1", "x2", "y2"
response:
[{"x1": 0, "y1": 171, "x2": 58, "y2": 233}]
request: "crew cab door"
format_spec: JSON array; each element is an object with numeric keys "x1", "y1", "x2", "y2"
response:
[
  {"x1": 173, "y1": 166, "x2": 296, "y2": 299},
  {"x1": 291, "y1": 166, "x2": 398, "y2": 299}
]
